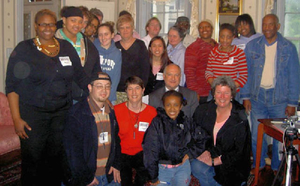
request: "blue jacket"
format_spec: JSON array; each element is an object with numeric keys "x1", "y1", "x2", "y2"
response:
[
  {"x1": 240, "y1": 32, "x2": 300, "y2": 106},
  {"x1": 94, "y1": 39, "x2": 122, "y2": 103},
  {"x1": 63, "y1": 98, "x2": 121, "y2": 186}
]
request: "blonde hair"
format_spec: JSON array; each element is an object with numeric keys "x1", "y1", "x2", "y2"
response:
[{"x1": 116, "y1": 14, "x2": 134, "y2": 31}]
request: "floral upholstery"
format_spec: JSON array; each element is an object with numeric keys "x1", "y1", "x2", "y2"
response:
[{"x1": 0, "y1": 92, "x2": 20, "y2": 155}]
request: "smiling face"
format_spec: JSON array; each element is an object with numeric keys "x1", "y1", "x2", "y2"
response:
[
  {"x1": 214, "y1": 85, "x2": 232, "y2": 108},
  {"x1": 147, "y1": 19, "x2": 161, "y2": 38},
  {"x1": 150, "y1": 39, "x2": 164, "y2": 58},
  {"x1": 262, "y1": 15, "x2": 280, "y2": 44},
  {"x1": 168, "y1": 29, "x2": 182, "y2": 47},
  {"x1": 198, "y1": 21, "x2": 213, "y2": 40},
  {"x1": 35, "y1": 14, "x2": 57, "y2": 43},
  {"x1": 63, "y1": 16, "x2": 83, "y2": 37},
  {"x1": 85, "y1": 18, "x2": 99, "y2": 37},
  {"x1": 219, "y1": 28, "x2": 234, "y2": 51},
  {"x1": 98, "y1": 25, "x2": 114, "y2": 49},
  {"x1": 88, "y1": 77, "x2": 111, "y2": 104},
  {"x1": 237, "y1": 21, "x2": 252, "y2": 37},
  {"x1": 163, "y1": 95, "x2": 182, "y2": 120},
  {"x1": 126, "y1": 84, "x2": 145, "y2": 104},
  {"x1": 163, "y1": 64, "x2": 181, "y2": 90}
]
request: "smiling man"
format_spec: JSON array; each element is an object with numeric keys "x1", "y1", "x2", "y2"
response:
[
  {"x1": 241, "y1": 14, "x2": 300, "y2": 172},
  {"x1": 149, "y1": 64, "x2": 198, "y2": 118},
  {"x1": 63, "y1": 72, "x2": 121, "y2": 186}
]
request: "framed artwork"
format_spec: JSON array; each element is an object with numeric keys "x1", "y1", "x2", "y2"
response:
[{"x1": 218, "y1": 0, "x2": 242, "y2": 15}]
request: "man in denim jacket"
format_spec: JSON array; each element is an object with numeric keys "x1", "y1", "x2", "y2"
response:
[{"x1": 241, "y1": 14, "x2": 300, "y2": 171}]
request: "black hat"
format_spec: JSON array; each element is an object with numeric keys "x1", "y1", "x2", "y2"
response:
[
  {"x1": 61, "y1": 6, "x2": 83, "y2": 18},
  {"x1": 90, "y1": 72, "x2": 112, "y2": 84}
]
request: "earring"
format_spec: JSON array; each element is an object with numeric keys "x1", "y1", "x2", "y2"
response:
[{"x1": 231, "y1": 98, "x2": 233, "y2": 101}]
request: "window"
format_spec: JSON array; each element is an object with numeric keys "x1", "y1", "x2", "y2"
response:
[
  {"x1": 277, "y1": 0, "x2": 300, "y2": 57},
  {"x1": 138, "y1": 0, "x2": 191, "y2": 36}
]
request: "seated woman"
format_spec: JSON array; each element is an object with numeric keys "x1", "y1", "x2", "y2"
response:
[
  {"x1": 114, "y1": 76, "x2": 157, "y2": 185},
  {"x1": 145, "y1": 36, "x2": 172, "y2": 95},
  {"x1": 191, "y1": 76, "x2": 251, "y2": 186},
  {"x1": 143, "y1": 90, "x2": 206, "y2": 186}
]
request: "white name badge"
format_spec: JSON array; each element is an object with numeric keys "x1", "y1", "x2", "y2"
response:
[
  {"x1": 156, "y1": 72, "x2": 163, "y2": 80},
  {"x1": 223, "y1": 57, "x2": 234, "y2": 65},
  {"x1": 99, "y1": 132, "x2": 108, "y2": 143},
  {"x1": 59, "y1": 56, "x2": 72, "y2": 66},
  {"x1": 138, "y1": 122, "x2": 149, "y2": 132},
  {"x1": 237, "y1": 44, "x2": 246, "y2": 50}
]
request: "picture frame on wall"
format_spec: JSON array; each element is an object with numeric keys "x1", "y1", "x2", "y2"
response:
[{"x1": 218, "y1": 0, "x2": 242, "y2": 15}]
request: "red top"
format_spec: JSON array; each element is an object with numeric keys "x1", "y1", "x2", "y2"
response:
[
  {"x1": 115, "y1": 102, "x2": 157, "y2": 155},
  {"x1": 185, "y1": 38, "x2": 218, "y2": 96},
  {"x1": 205, "y1": 45, "x2": 248, "y2": 91}
]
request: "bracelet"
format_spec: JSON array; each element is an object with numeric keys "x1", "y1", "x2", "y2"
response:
[{"x1": 212, "y1": 158, "x2": 214, "y2": 167}]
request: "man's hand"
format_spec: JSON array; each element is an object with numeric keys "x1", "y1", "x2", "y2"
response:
[
  {"x1": 285, "y1": 106, "x2": 296, "y2": 117},
  {"x1": 87, "y1": 177, "x2": 99, "y2": 186},
  {"x1": 197, "y1": 150, "x2": 211, "y2": 162},
  {"x1": 243, "y1": 99, "x2": 251, "y2": 115},
  {"x1": 14, "y1": 118, "x2": 31, "y2": 139},
  {"x1": 108, "y1": 167, "x2": 121, "y2": 183}
]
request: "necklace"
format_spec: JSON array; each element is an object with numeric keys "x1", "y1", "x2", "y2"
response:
[
  {"x1": 35, "y1": 36, "x2": 60, "y2": 56},
  {"x1": 127, "y1": 102, "x2": 143, "y2": 139}
]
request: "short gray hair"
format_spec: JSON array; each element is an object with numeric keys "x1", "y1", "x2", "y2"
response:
[{"x1": 211, "y1": 76, "x2": 236, "y2": 98}]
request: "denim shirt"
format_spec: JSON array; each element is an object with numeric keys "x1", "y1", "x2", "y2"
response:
[{"x1": 240, "y1": 32, "x2": 300, "y2": 106}]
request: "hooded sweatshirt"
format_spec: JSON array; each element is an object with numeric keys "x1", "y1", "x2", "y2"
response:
[{"x1": 94, "y1": 38, "x2": 122, "y2": 102}]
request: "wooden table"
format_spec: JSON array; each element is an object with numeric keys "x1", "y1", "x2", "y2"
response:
[{"x1": 254, "y1": 119, "x2": 300, "y2": 185}]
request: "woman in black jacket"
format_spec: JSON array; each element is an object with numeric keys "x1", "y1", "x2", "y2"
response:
[
  {"x1": 143, "y1": 90, "x2": 206, "y2": 185},
  {"x1": 191, "y1": 75, "x2": 251, "y2": 186}
]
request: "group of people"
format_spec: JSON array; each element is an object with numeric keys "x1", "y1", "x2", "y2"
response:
[{"x1": 4, "y1": 4, "x2": 300, "y2": 186}]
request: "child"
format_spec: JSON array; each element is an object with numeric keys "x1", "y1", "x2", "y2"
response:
[{"x1": 143, "y1": 90, "x2": 206, "y2": 185}]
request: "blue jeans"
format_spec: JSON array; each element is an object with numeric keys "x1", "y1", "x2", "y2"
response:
[
  {"x1": 157, "y1": 160, "x2": 191, "y2": 186},
  {"x1": 95, "y1": 175, "x2": 120, "y2": 186},
  {"x1": 190, "y1": 159, "x2": 221, "y2": 186},
  {"x1": 251, "y1": 88, "x2": 286, "y2": 170}
]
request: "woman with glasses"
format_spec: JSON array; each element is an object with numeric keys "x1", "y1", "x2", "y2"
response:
[{"x1": 6, "y1": 9, "x2": 90, "y2": 186}]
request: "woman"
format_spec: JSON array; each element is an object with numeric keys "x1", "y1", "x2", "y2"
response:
[
  {"x1": 191, "y1": 76, "x2": 251, "y2": 186},
  {"x1": 205, "y1": 23, "x2": 248, "y2": 102},
  {"x1": 141, "y1": 17, "x2": 161, "y2": 49},
  {"x1": 143, "y1": 90, "x2": 206, "y2": 185},
  {"x1": 145, "y1": 36, "x2": 172, "y2": 95},
  {"x1": 167, "y1": 26, "x2": 186, "y2": 86},
  {"x1": 114, "y1": 76, "x2": 157, "y2": 185},
  {"x1": 5, "y1": 9, "x2": 90, "y2": 186},
  {"x1": 84, "y1": 14, "x2": 100, "y2": 42},
  {"x1": 115, "y1": 15, "x2": 150, "y2": 104},
  {"x1": 55, "y1": 6, "x2": 101, "y2": 102},
  {"x1": 94, "y1": 22, "x2": 122, "y2": 105},
  {"x1": 232, "y1": 14, "x2": 262, "y2": 50},
  {"x1": 185, "y1": 19, "x2": 218, "y2": 104}
]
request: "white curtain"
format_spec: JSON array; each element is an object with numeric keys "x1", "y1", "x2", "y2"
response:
[
  {"x1": 264, "y1": 0, "x2": 275, "y2": 15},
  {"x1": 189, "y1": 0, "x2": 199, "y2": 38},
  {"x1": 126, "y1": 0, "x2": 137, "y2": 26}
]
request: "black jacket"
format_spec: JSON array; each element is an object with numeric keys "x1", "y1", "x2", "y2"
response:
[
  {"x1": 143, "y1": 107, "x2": 207, "y2": 182},
  {"x1": 71, "y1": 34, "x2": 101, "y2": 101},
  {"x1": 63, "y1": 98, "x2": 121, "y2": 186},
  {"x1": 193, "y1": 100, "x2": 251, "y2": 186}
]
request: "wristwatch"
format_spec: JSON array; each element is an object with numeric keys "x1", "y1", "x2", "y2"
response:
[{"x1": 212, "y1": 158, "x2": 214, "y2": 166}]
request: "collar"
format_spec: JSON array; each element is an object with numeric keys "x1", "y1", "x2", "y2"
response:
[
  {"x1": 262, "y1": 34, "x2": 278, "y2": 46},
  {"x1": 165, "y1": 86, "x2": 179, "y2": 92}
]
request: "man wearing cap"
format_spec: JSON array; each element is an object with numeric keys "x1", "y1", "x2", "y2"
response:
[
  {"x1": 63, "y1": 72, "x2": 121, "y2": 186},
  {"x1": 185, "y1": 20, "x2": 218, "y2": 104}
]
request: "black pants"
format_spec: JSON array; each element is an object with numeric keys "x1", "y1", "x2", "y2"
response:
[
  {"x1": 120, "y1": 151, "x2": 149, "y2": 186},
  {"x1": 19, "y1": 102, "x2": 68, "y2": 186}
]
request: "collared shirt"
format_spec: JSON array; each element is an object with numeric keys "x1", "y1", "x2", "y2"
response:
[
  {"x1": 165, "y1": 86, "x2": 179, "y2": 92},
  {"x1": 141, "y1": 34, "x2": 152, "y2": 49}
]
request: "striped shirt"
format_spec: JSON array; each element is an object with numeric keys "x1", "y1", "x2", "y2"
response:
[{"x1": 205, "y1": 45, "x2": 248, "y2": 90}]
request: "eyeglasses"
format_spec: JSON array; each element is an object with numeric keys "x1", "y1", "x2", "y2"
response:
[
  {"x1": 37, "y1": 23, "x2": 56, "y2": 27},
  {"x1": 92, "y1": 85, "x2": 111, "y2": 90}
]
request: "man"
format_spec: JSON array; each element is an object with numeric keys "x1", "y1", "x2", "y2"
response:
[
  {"x1": 90, "y1": 8, "x2": 104, "y2": 24},
  {"x1": 63, "y1": 72, "x2": 121, "y2": 186},
  {"x1": 141, "y1": 17, "x2": 162, "y2": 48},
  {"x1": 149, "y1": 64, "x2": 199, "y2": 118},
  {"x1": 241, "y1": 14, "x2": 300, "y2": 171},
  {"x1": 185, "y1": 19, "x2": 218, "y2": 104}
]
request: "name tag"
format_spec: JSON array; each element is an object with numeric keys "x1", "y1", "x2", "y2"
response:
[
  {"x1": 99, "y1": 132, "x2": 108, "y2": 143},
  {"x1": 237, "y1": 44, "x2": 246, "y2": 50},
  {"x1": 156, "y1": 72, "x2": 163, "y2": 80},
  {"x1": 59, "y1": 56, "x2": 72, "y2": 66},
  {"x1": 223, "y1": 57, "x2": 234, "y2": 65},
  {"x1": 138, "y1": 122, "x2": 149, "y2": 132}
]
